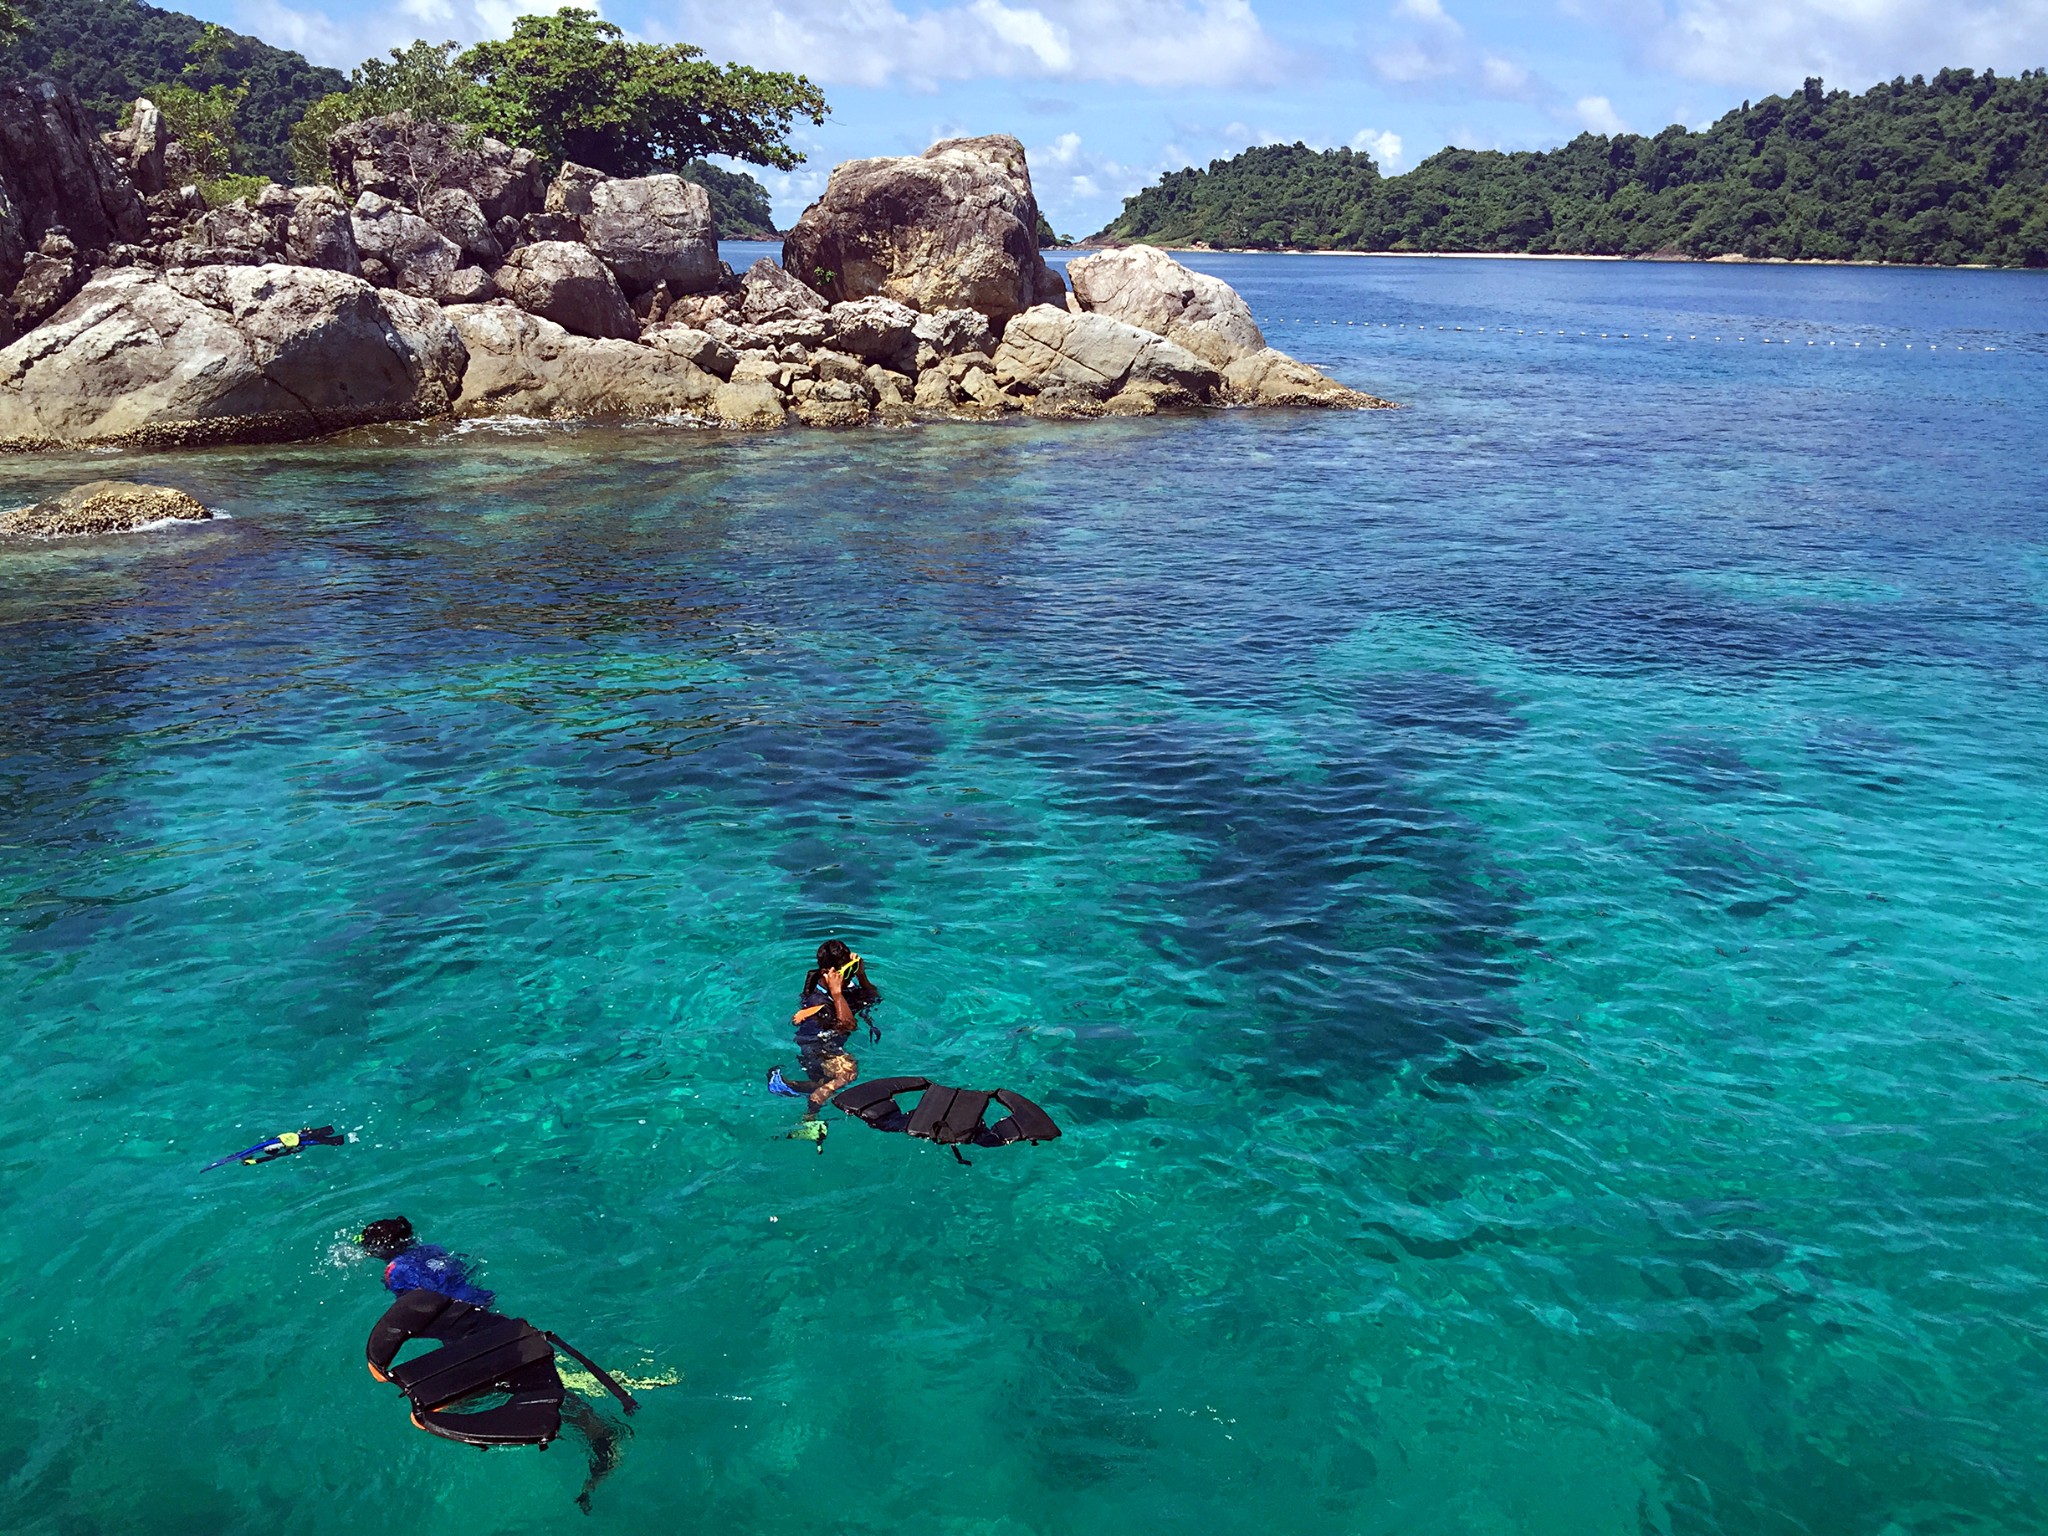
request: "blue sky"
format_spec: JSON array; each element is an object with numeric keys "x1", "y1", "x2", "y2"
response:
[{"x1": 205, "y1": 0, "x2": 2048, "y2": 233}]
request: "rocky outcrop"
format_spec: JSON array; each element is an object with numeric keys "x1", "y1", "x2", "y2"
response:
[
  {"x1": 991, "y1": 305, "x2": 1220, "y2": 409},
  {"x1": 582, "y1": 174, "x2": 719, "y2": 296},
  {"x1": 0, "y1": 79, "x2": 150, "y2": 341},
  {"x1": 495, "y1": 241, "x2": 636, "y2": 339},
  {"x1": 287, "y1": 187, "x2": 361, "y2": 274},
  {"x1": 100, "y1": 99, "x2": 169, "y2": 197},
  {"x1": 348, "y1": 192, "x2": 492, "y2": 303},
  {"x1": 1222, "y1": 347, "x2": 1396, "y2": 409},
  {"x1": 781, "y1": 134, "x2": 1065, "y2": 326},
  {"x1": 0, "y1": 264, "x2": 466, "y2": 449},
  {"x1": 329, "y1": 114, "x2": 544, "y2": 228},
  {"x1": 0, "y1": 105, "x2": 1391, "y2": 440},
  {"x1": 1067, "y1": 244, "x2": 1266, "y2": 368},
  {"x1": 739, "y1": 257, "x2": 826, "y2": 323},
  {"x1": 0, "y1": 479, "x2": 214, "y2": 537},
  {"x1": 445, "y1": 304, "x2": 721, "y2": 418}
]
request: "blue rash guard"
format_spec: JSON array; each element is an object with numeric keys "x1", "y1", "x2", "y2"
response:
[{"x1": 383, "y1": 1243, "x2": 495, "y2": 1307}]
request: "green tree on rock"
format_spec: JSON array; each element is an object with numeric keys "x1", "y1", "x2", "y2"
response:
[{"x1": 455, "y1": 8, "x2": 827, "y2": 175}]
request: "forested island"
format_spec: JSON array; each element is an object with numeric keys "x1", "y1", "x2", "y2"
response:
[{"x1": 1100, "y1": 69, "x2": 2048, "y2": 267}]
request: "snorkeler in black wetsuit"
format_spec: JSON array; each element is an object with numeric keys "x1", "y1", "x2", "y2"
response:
[
  {"x1": 790, "y1": 940, "x2": 882, "y2": 1114},
  {"x1": 357, "y1": 1217, "x2": 629, "y2": 1512}
]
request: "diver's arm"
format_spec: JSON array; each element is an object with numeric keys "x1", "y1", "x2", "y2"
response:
[{"x1": 825, "y1": 968, "x2": 854, "y2": 1030}]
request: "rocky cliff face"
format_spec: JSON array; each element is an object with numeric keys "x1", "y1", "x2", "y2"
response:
[
  {"x1": 0, "y1": 79, "x2": 150, "y2": 343},
  {"x1": 0, "y1": 95, "x2": 1389, "y2": 446}
]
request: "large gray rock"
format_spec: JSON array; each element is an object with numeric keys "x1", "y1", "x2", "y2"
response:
[
  {"x1": 825, "y1": 295, "x2": 916, "y2": 366},
  {"x1": 543, "y1": 162, "x2": 606, "y2": 217},
  {"x1": 1066, "y1": 244, "x2": 1266, "y2": 368},
  {"x1": 739, "y1": 258, "x2": 826, "y2": 323},
  {"x1": 0, "y1": 79, "x2": 150, "y2": 333},
  {"x1": 0, "y1": 264, "x2": 466, "y2": 448},
  {"x1": 166, "y1": 199, "x2": 276, "y2": 266},
  {"x1": 445, "y1": 304, "x2": 721, "y2": 418},
  {"x1": 782, "y1": 134, "x2": 1065, "y2": 327},
  {"x1": 911, "y1": 306, "x2": 995, "y2": 359},
  {"x1": 991, "y1": 304, "x2": 1218, "y2": 403},
  {"x1": 583, "y1": 173, "x2": 719, "y2": 296},
  {"x1": 1221, "y1": 347, "x2": 1395, "y2": 409},
  {"x1": 286, "y1": 186, "x2": 360, "y2": 274},
  {"x1": 496, "y1": 240, "x2": 638, "y2": 340},
  {"x1": 0, "y1": 479, "x2": 214, "y2": 537},
  {"x1": 329, "y1": 113, "x2": 544, "y2": 225},
  {"x1": 420, "y1": 187, "x2": 500, "y2": 265},
  {"x1": 639, "y1": 323, "x2": 738, "y2": 379},
  {"x1": 350, "y1": 192, "x2": 467, "y2": 301}
]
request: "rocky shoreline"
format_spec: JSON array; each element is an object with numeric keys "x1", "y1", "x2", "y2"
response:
[{"x1": 0, "y1": 82, "x2": 1391, "y2": 452}]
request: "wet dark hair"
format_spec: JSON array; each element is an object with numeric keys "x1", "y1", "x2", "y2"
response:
[
  {"x1": 359, "y1": 1216, "x2": 416, "y2": 1259},
  {"x1": 816, "y1": 939, "x2": 852, "y2": 970}
]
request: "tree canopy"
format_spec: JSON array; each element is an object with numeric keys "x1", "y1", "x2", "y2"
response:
[
  {"x1": 1101, "y1": 68, "x2": 2048, "y2": 267},
  {"x1": 455, "y1": 8, "x2": 826, "y2": 176}
]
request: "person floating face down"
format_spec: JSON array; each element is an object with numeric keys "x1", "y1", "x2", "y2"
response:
[
  {"x1": 358, "y1": 1217, "x2": 625, "y2": 1513},
  {"x1": 794, "y1": 940, "x2": 883, "y2": 1116}
]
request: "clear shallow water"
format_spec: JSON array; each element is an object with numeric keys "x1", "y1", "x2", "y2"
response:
[{"x1": 4, "y1": 255, "x2": 2048, "y2": 1535}]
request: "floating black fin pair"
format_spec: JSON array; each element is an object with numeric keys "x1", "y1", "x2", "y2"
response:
[
  {"x1": 831, "y1": 1076, "x2": 1062, "y2": 1165},
  {"x1": 366, "y1": 1288, "x2": 639, "y2": 1449},
  {"x1": 200, "y1": 1125, "x2": 346, "y2": 1171}
]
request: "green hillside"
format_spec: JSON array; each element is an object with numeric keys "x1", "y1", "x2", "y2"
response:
[
  {"x1": 1101, "y1": 69, "x2": 2048, "y2": 267},
  {"x1": 15, "y1": 0, "x2": 344, "y2": 181},
  {"x1": 680, "y1": 157, "x2": 777, "y2": 238}
]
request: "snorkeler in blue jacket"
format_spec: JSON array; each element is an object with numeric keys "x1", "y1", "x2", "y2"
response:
[{"x1": 358, "y1": 1217, "x2": 495, "y2": 1305}]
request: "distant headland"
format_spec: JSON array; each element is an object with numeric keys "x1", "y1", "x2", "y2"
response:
[{"x1": 1097, "y1": 69, "x2": 2048, "y2": 270}]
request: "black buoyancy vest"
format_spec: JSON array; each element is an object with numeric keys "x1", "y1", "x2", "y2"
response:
[
  {"x1": 366, "y1": 1289, "x2": 565, "y2": 1448},
  {"x1": 833, "y1": 1076, "x2": 1062, "y2": 1153}
]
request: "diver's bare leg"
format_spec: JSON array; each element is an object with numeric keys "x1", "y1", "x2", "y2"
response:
[
  {"x1": 564, "y1": 1396, "x2": 624, "y2": 1514},
  {"x1": 807, "y1": 1050, "x2": 857, "y2": 1114}
]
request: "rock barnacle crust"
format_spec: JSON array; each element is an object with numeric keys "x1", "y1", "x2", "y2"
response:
[
  {"x1": 0, "y1": 478, "x2": 213, "y2": 536},
  {"x1": 0, "y1": 92, "x2": 1391, "y2": 443}
]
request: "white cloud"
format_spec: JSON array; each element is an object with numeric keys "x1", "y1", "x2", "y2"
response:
[
  {"x1": 1349, "y1": 126, "x2": 1405, "y2": 169},
  {"x1": 1369, "y1": 0, "x2": 1544, "y2": 99},
  {"x1": 233, "y1": 0, "x2": 561, "y2": 68},
  {"x1": 655, "y1": 0, "x2": 1284, "y2": 90},
  {"x1": 1479, "y1": 53, "x2": 1533, "y2": 95},
  {"x1": 1574, "y1": 93, "x2": 1628, "y2": 133},
  {"x1": 1594, "y1": 1, "x2": 2048, "y2": 92}
]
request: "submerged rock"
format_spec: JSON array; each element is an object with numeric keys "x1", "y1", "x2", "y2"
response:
[
  {"x1": 781, "y1": 134, "x2": 1065, "y2": 327},
  {"x1": 1067, "y1": 244, "x2": 1266, "y2": 368},
  {"x1": 0, "y1": 264, "x2": 466, "y2": 449},
  {"x1": 0, "y1": 479, "x2": 213, "y2": 537},
  {"x1": 1222, "y1": 347, "x2": 1397, "y2": 409}
]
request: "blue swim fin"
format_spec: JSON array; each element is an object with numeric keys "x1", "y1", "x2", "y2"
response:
[{"x1": 767, "y1": 1068, "x2": 803, "y2": 1098}]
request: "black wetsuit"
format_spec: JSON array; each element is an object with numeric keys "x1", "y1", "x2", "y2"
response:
[{"x1": 794, "y1": 968, "x2": 881, "y2": 1076}]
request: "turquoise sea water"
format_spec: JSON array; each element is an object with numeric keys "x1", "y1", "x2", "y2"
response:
[{"x1": 5, "y1": 251, "x2": 2048, "y2": 1535}]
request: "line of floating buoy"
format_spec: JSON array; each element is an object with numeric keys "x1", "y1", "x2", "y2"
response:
[{"x1": 1255, "y1": 318, "x2": 1998, "y2": 349}]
